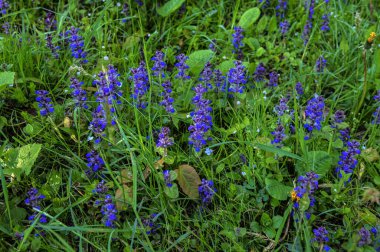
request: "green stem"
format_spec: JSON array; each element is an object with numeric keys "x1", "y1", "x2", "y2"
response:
[{"x1": 356, "y1": 50, "x2": 367, "y2": 115}]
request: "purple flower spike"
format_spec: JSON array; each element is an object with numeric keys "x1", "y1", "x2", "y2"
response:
[
  {"x1": 254, "y1": 63, "x2": 266, "y2": 82},
  {"x1": 321, "y1": 14, "x2": 330, "y2": 32},
  {"x1": 89, "y1": 105, "x2": 107, "y2": 143},
  {"x1": 65, "y1": 26, "x2": 88, "y2": 64},
  {"x1": 0, "y1": 0, "x2": 10, "y2": 16},
  {"x1": 200, "y1": 62, "x2": 214, "y2": 90},
  {"x1": 160, "y1": 81, "x2": 175, "y2": 113},
  {"x1": 358, "y1": 227, "x2": 372, "y2": 247},
  {"x1": 312, "y1": 227, "x2": 329, "y2": 243},
  {"x1": 188, "y1": 84, "x2": 213, "y2": 152},
  {"x1": 175, "y1": 53, "x2": 190, "y2": 80},
  {"x1": 35, "y1": 90, "x2": 54, "y2": 116},
  {"x1": 316, "y1": 56, "x2": 327, "y2": 72},
  {"x1": 100, "y1": 195, "x2": 117, "y2": 228},
  {"x1": 228, "y1": 61, "x2": 247, "y2": 94},
  {"x1": 46, "y1": 34, "x2": 60, "y2": 59},
  {"x1": 131, "y1": 61, "x2": 150, "y2": 109},
  {"x1": 214, "y1": 69, "x2": 226, "y2": 92},
  {"x1": 271, "y1": 124, "x2": 286, "y2": 145},
  {"x1": 86, "y1": 150, "x2": 105, "y2": 173},
  {"x1": 304, "y1": 94, "x2": 325, "y2": 139},
  {"x1": 336, "y1": 140, "x2": 360, "y2": 178},
  {"x1": 163, "y1": 170, "x2": 173, "y2": 187},
  {"x1": 70, "y1": 77, "x2": 88, "y2": 109},
  {"x1": 279, "y1": 20, "x2": 290, "y2": 35},
  {"x1": 295, "y1": 82, "x2": 304, "y2": 96},
  {"x1": 198, "y1": 179, "x2": 216, "y2": 206},
  {"x1": 268, "y1": 71, "x2": 279, "y2": 87},
  {"x1": 151, "y1": 50, "x2": 167, "y2": 78},
  {"x1": 156, "y1": 127, "x2": 174, "y2": 148}
]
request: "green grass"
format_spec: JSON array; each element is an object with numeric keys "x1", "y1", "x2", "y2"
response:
[{"x1": 0, "y1": 0, "x2": 380, "y2": 251}]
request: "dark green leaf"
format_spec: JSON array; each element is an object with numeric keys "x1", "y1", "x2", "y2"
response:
[
  {"x1": 157, "y1": 0, "x2": 186, "y2": 17},
  {"x1": 265, "y1": 178, "x2": 292, "y2": 201}
]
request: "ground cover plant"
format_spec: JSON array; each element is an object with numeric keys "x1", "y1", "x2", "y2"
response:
[{"x1": 0, "y1": 0, "x2": 380, "y2": 251}]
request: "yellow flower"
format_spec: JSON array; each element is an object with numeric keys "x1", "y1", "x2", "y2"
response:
[
  {"x1": 291, "y1": 190, "x2": 300, "y2": 202},
  {"x1": 367, "y1": 32, "x2": 376, "y2": 43}
]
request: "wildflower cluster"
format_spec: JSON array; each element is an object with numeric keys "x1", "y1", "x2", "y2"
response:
[
  {"x1": 304, "y1": 94, "x2": 325, "y2": 139},
  {"x1": 336, "y1": 140, "x2": 361, "y2": 178},
  {"x1": 86, "y1": 150, "x2": 105, "y2": 174},
  {"x1": 44, "y1": 11, "x2": 57, "y2": 31},
  {"x1": 295, "y1": 82, "x2": 304, "y2": 96},
  {"x1": 292, "y1": 172, "x2": 319, "y2": 214},
  {"x1": 0, "y1": 0, "x2": 9, "y2": 16},
  {"x1": 232, "y1": 26, "x2": 244, "y2": 59},
  {"x1": 156, "y1": 127, "x2": 174, "y2": 148},
  {"x1": 70, "y1": 77, "x2": 87, "y2": 108},
  {"x1": 316, "y1": 56, "x2": 327, "y2": 72},
  {"x1": 175, "y1": 53, "x2": 190, "y2": 80},
  {"x1": 35, "y1": 90, "x2": 54, "y2": 116},
  {"x1": 131, "y1": 61, "x2": 150, "y2": 108},
  {"x1": 89, "y1": 105, "x2": 107, "y2": 143},
  {"x1": 198, "y1": 179, "x2": 216, "y2": 206},
  {"x1": 93, "y1": 182, "x2": 118, "y2": 228},
  {"x1": 200, "y1": 62, "x2": 214, "y2": 90},
  {"x1": 254, "y1": 63, "x2": 266, "y2": 82},
  {"x1": 214, "y1": 69, "x2": 226, "y2": 92},
  {"x1": 228, "y1": 61, "x2": 247, "y2": 94},
  {"x1": 312, "y1": 227, "x2": 331, "y2": 251},
  {"x1": 93, "y1": 65, "x2": 122, "y2": 119},
  {"x1": 268, "y1": 71, "x2": 279, "y2": 87},
  {"x1": 188, "y1": 84, "x2": 213, "y2": 152},
  {"x1": 142, "y1": 213, "x2": 161, "y2": 235},
  {"x1": 151, "y1": 50, "x2": 166, "y2": 78},
  {"x1": 302, "y1": 0, "x2": 315, "y2": 44},
  {"x1": 25, "y1": 188, "x2": 47, "y2": 224},
  {"x1": 163, "y1": 170, "x2": 173, "y2": 187},
  {"x1": 160, "y1": 80, "x2": 175, "y2": 113},
  {"x1": 373, "y1": 90, "x2": 380, "y2": 124},
  {"x1": 65, "y1": 26, "x2": 87, "y2": 63}
]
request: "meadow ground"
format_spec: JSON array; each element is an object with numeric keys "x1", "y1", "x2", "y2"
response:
[{"x1": 0, "y1": 0, "x2": 380, "y2": 251}]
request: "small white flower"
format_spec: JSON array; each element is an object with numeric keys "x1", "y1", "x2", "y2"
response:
[
  {"x1": 102, "y1": 45, "x2": 105, "y2": 49},
  {"x1": 263, "y1": 90, "x2": 267, "y2": 94},
  {"x1": 256, "y1": 128, "x2": 260, "y2": 133},
  {"x1": 88, "y1": 13, "x2": 91, "y2": 17},
  {"x1": 233, "y1": 130, "x2": 237, "y2": 134},
  {"x1": 222, "y1": 55, "x2": 227, "y2": 60},
  {"x1": 117, "y1": 2, "x2": 121, "y2": 7},
  {"x1": 76, "y1": 71, "x2": 81, "y2": 76},
  {"x1": 236, "y1": 101, "x2": 241, "y2": 105},
  {"x1": 241, "y1": 171, "x2": 246, "y2": 176},
  {"x1": 87, "y1": 135, "x2": 94, "y2": 141},
  {"x1": 263, "y1": 96, "x2": 267, "y2": 100},
  {"x1": 186, "y1": 114, "x2": 191, "y2": 118},
  {"x1": 103, "y1": 56, "x2": 109, "y2": 61},
  {"x1": 205, "y1": 148, "x2": 213, "y2": 156}
]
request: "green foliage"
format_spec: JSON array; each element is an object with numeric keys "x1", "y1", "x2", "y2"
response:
[
  {"x1": 157, "y1": 0, "x2": 186, "y2": 17},
  {"x1": 238, "y1": 8, "x2": 260, "y2": 30},
  {"x1": 1, "y1": 144, "x2": 42, "y2": 180}
]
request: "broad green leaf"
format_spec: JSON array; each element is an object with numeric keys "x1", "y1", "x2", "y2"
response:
[
  {"x1": 256, "y1": 47, "x2": 266, "y2": 57},
  {"x1": 268, "y1": 16, "x2": 278, "y2": 33},
  {"x1": 115, "y1": 184, "x2": 133, "y2": 211},
  {"x1": 0, "y1": 71, "x2": 15, "y2": 91},
  {"x1": 260, "y1": 212, "x2": 272, "y2": 227},
  {"x1": 157, "y1": 0, "x2": 185, "y2": 17},
  {"x1": 257, "y1": 15, "x2": 269, "y2": 33},
  {"x1": 299, "y1": 193, "x2": 310, "y2": 212},
  {"x1": 361, "y1": 148, "x2": 379, "y2": 162},
  {"x1": 187, "y1": 50, "x2": 214, "y2": 76},
  {"x1": 340, "y1": 38, "x2": 349, "y2": 54},
  {"x1": 265, "y1": 178, "x2": 292, "y2": 201},
  {"x1": 164, "y1": 183, "x2": 179, "y2": 199},
  {"x1": 47, "y1": 170, "x2": 62, "y2": 193},
  {"x1": 238, "y1": 8, "x2": 260, "y2": 30},
  {"x1": 272, "y1": 215, "x2": 283, "y2": 229},
  {"x1": 296, "y1": 151, "x2": 333, "y2": 178},
  {"x1": 263, "y1": 226, "x2": 276, "y2": 239},
  {"x1": 3, "y1": 144, "x2": 42, "y2": 179},
  {"x1": 175, "y1": 164, "x2": 201, "y2": 198}
]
